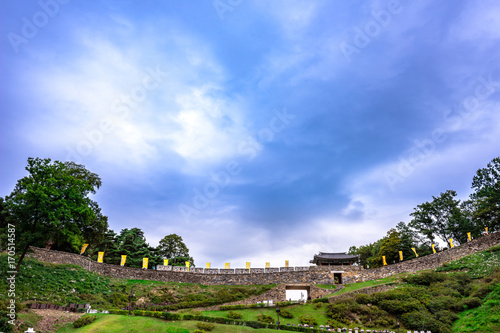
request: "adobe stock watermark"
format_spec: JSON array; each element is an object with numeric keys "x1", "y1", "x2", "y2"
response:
[
  {"x1": 7, "y1": 0, "x2": 71, "y2": 54},
  {"x1": 65, "y1": 66, "x2": 167, "y2": 163},
  {"x1": 385, "y1": 74, "x2": 499, "y2": 191},
  {"x1": 339, "y1": 0, "x2": 403, "y2": 63},
  {"x1": 6, "y1": 223, "x2": 17, "y2": 326},
  {"x1": 178, "y1": 107, "x2": 295, "y2": 222},
  {"x1": 213, "y1": 0, "x2": 244, "y2": 21}
]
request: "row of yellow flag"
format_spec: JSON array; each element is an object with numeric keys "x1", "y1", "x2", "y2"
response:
[
  {"x1": 82, "y1": 246, "x2": 290, "y2": 271},
  {"x1": 83, "y1": 229, "x2": 489, "y2": 269},
  {"x1": 382, "y1": 230, "x2": 487, "y2": 266}
]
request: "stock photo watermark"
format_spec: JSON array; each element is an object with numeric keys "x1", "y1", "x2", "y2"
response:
[
  {"x1": 5, "y1": 223, "x2": 17, "y2": 326},
  {"x1": 339, "y1": 0, "x2": 403, "y2": 63},
  {"x1": 7, "y1": 0, "x2": 71, "y2": 54},
  {"x1": 65, "y1": 65, "x2": 167, "y2": 162},
  {"x1": 213, "y1": 0, "x2": 244, "y2": 21},
  {"x1": 385, "y1": 74, "x2": 499, "y2": 191},
  {"x1": 178, "y1": 107, "x2": 295, "y2": 222}
]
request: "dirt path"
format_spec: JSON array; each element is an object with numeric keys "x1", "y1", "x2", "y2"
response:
[{"x1": 29, "y1": 309, "x2": 84, "y2": 332}]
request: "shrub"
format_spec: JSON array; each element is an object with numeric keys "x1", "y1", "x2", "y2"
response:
[
  {"x1": 379, "y1": 299, "x2": 424, "y2": 315},
  {"x1": 193, "y1": 330, "x2": 205, "y2": 333},
  {"x1": 313, "y1": 302, "x2": 323, "y2": 309},
  {"x1": 227, "y1": 311, "x2": 242, "y2": 319},
  {"x1": 462, "y1": 296, "x2": 482, "y2": 310},
  {"x1": 280, "y1": 309, "x2": 294, "y2": 318},
  {"x1": 401, "y1": 311, "x2": 452, "y2": 333},
  {"x1": 195, "y1": 322, "x2": 215, "y2": 331},
  {"x1": 312, "y1": 297, "x2": 329, "y2": 303},
  {"x1": 299, "y1": 315, "x2": 318, "y2": 326},
  {"x1": 162, "y1": 311, "x2": 182, "y2": 320},
  {"x1": 355, "y1": 293, "x2": 372, "y2": 304},
  {"x1": 403, "y1": 272, "x2": 446, "y2": 286},
  {"x1": 73, "y1": 315, "x2": 97, "y2": 328},
  {"x1": 256, "y1": 314, "x2": 274, "y2": 324},
  {"x1": 435, "y1": 310, "x2": 458, "y2": 325}
]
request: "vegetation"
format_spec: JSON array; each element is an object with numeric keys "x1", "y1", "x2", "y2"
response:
[
  {"x1": 1, "y1": 157, "x2": 108, "y2": 272},
  {"x1": 73, "y1": 315, "x2": 97, "y2": 328}
]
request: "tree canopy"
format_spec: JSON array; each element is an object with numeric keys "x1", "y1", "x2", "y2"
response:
[
  {"x1": 157, "y1": 233, "x2": 194, "y2": 266},
  {"x1": 3, "y1": 157, "x2": 108, "y2": 272}
]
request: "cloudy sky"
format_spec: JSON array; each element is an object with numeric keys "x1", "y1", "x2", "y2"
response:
[{"x1": 1, "y1": 0, "x2": 499, "y2": 268}]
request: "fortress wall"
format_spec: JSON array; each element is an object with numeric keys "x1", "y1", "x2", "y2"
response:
[{"x1": 27, "y1": 231, "x2": 500, "y2": 286}]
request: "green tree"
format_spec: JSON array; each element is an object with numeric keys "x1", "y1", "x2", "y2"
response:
[
  {"x1": 90, "y1": 229, "x2": 121, "y2": 265},
  {"x1": 157, "y1": 233, "x2": 194, "y2": 266},
  {"x1": 377, "y1": 228, "x2": 402, "y2": 265},
  {"x1": 410, "y1": 190, "x2": 466, "y2": 248},
  {"x1": 3, "y1": 157, "x2": 108, "y2": 272},
  {"x1": 114, "y1": 228, "x2": 152, "y2": 268},
  {"x1": 470, "y1": 156, "x2": 500, "y2": 232}
]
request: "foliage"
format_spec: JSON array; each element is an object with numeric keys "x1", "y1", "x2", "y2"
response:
[
  {"x1": 195, "y1": 321, "x2": 215, "y2": 331},
  {"x1": 73, "y1": 315, "x2": 97, "y2": 328},
  {"x1": 409, "y1": 190, "x2": 472, "y2": 248},
  {"x1": 299, "y1": 315, "x2": 317, "y2": 326},
  {"x1": 227, "y1": 310, "x2": 242, "y2": 319},
  {"x1": 157, "y1": 234, "x2": 193, "y2": 266},
  {"x1": 470, "y1": 156, "x2": 500, "y2": 233},
  {"x1": 280, "y1": 309, "x2": 294, "y2": 318},
  {"x1": 2, "y1": 157, "x2": 108, "y2": 271},
  {"x1": 256, "y1": 313, "x2": 274, "y2": 324},
  {"x1": 436, "y1": 245, "x2": 500, "y2": 278}
]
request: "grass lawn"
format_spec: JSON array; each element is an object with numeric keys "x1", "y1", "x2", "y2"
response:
[
  {"x1": 55, "y1": 314, "x2": 281, "y2": 333},
  {"x1": 330, "y1": 275, "x2": 401, "y2": 296}
]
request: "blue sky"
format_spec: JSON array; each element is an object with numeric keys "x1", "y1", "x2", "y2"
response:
[{"x1": 1, "y1": 0, "x2": 500, "y2": 268}]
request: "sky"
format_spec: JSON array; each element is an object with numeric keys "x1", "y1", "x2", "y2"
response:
[{"x1": 1, "y1": 0, "x2": 500, "y2": 268}]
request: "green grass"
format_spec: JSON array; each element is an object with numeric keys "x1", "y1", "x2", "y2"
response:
[
  {"x1": 452, "y1": 279, "x2": 500, "y2": 332},
  {"x1": 437, "y1": 245, "x2": 500, "y2": 278},
  {"x1": 331, "y1": 275, "x2": 399, "y2": 296},
  {"x1": 55, "y1": 314, "x2": 281, "y2": 332}
]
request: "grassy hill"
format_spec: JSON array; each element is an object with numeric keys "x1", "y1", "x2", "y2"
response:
[{"x1": 1, "y1": 245, "x2": 499, "y2": 333}]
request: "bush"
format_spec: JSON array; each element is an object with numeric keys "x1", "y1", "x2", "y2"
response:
[
  {"x1": 435, "y1": 310, "x2": 458, "y2": 326},
  {"x1": 312, "y1": 297, "x2": 329, "y2": 303},
  {"x1": 193, "y1": 330, "x2": 205, "y2": 333},
  {"x1": 403, "y1": 272, "x2": 446, "y2": 286},
  {"x1": 401, "y1": 311, "x2": 452, "y2": 333},
  {"x1": 299, "y1": 315, "x2": 318, "y2": 326},
  {"x1": 162, "y1": 311, "x2": 182, "y2": 320},
  {"x1": 462, "y1": 296, "x2": 482, "y2": 310},
  {"x1": 227, "y1": 311, "x2": 242, "y2": 319},
  {"x1": 280, "y1": 309, "x2": 294, "y2": 318},
  {"x1": 257, "y1": 314, "x2": 274, "y2": 324},
  {"x1": 313, "y1": 302, "x2": 323, "y2": 309},
  {"x1": 196, "y1": 322, "x2": 215, "y2": 331},
  {"x1": 355, "y1": 293, "x2": 372, "y2": 304},
  {"x1": 73, "y1": 315, "x2": 97, "y2": 328}
]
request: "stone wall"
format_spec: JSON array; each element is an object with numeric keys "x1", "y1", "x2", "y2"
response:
[{"x1": 26, "y1": 231, "x2": 500, "y2": 287}]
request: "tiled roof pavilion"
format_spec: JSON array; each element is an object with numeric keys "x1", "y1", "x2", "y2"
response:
[{"x1": 309, "y1": 252, "x2": 359, "y2": 266}]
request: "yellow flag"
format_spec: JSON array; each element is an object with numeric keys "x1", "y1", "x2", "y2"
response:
[
  {"x1": 80, "y1": 244, "x2": 89, "y2": 255},
  {"x1": 265, "y1": 262, "x2": 270, "y2": 268},
  {"x1": 185, "y1": 261, "x2": 190, "y2": 271},
  {"x1": 142, "y1": 258, "x2": 148, "y2": 269},
  {"x1": 432, "y1": 244, "x2": 436, "y2": 254},
  {"x1": 467, "y1": 232, "x2": 472, "y2": 242},
  {"x1": 225, "y1": 263, "x2": 230, "y2": 269},
  {"x1": 382, "y1": 256, "x2": 387, "y2": 266},
  {"x1": 164, "y1": 259, "x2": 169, "y2": 266},
  {"x1": 399, "y1": 251, "x2": 403, "y2": 261},
  {"x1": 449, "y1": 239, "x2": 454, "y2": 248},
  {"x1": 485, "y1": 227, "x2": 489, "y2": 235},
  {"x1": 97, "y1": 251, "x2": 104, "y2": 263},
  {"x1": 120, "y1": 255, "x2": 127, "y2": 266},
  {"x1": 285, "y1": 260, "x2": 289, "y2": 268},
  {"x1": 411, "y1": 248, "x2": 418, "y2": 257},
  {"x1": 246, "y1": 262, "x2": 250, "y2": 271},
  {"x1": 206, "y1": 263, "x2": 211, "y2": 268}
]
